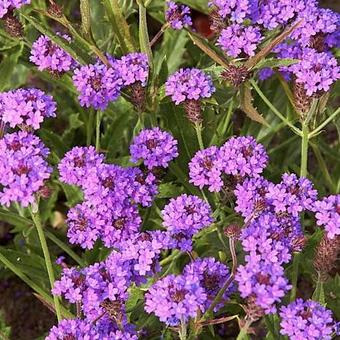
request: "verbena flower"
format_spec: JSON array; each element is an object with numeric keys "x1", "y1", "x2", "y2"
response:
[
  {"x1": 118, "y1": 231, "x2": 173, "y2": 279},
  {"x1": 0, "y1": 0, "x2": 30, "y2": 18},
  {"x1": 287, "y1": 48, "x2": 340, "y2": 96},
  {"x1": 129, "y1": 127, "x2": 178, "y2": 170},
  {"x1": 209, "y1": 0, "x2": 254, "y2": 23},
  {"x1": 234, "y1": 176, "x2": 271, "y2": 221},
  {"x1": 291, "y1": 7, "x2": 339, "y2": 48},
  {"x1": 266, "y1": 173, "x2": 317, "y2": 217},
  {"x1": 116, "y1": 52, "x2": 149, "y2": 87},
  {"x1": 30, "y1": 34, "x2": 75, "y2": 73},
  {"x1": 217, "y1": 24, "x2": 262, "y2": 58},
  {"x1": 236, "y1": 260, "x2": 292, "y2": 314},
  {"x1": 0, "y1": 88, "x2": 56, "y2": 130},
  {"x1": 72, "y1": 61, "x2": 122, "y2": 110},
  {"x1": 189, "y1": 146, "x2": 224, "y2": 192},
  {"x1": 0, "y1": 131, "x2": 52, "y2": 207},
  {"x1": 165, "y1": 1, "x2": 192, "y2": 30},
  {"x1": 145, "y1": 273, "x2": 206, "y2": 326},
  {"x1": 46, "y1": 319, "x2": 92, "y2": 340},
  {"x1": 58, "y1": 146, "x2": 105, "y2": 188},
  {"x1": 279, "y1": 299, "x2": 334, "y2": 340},
  {"x1": 66, "y1": 202, "x2": 107, "y2": 249},
  {"x1": 219, "y1": 136, "x2": 268, "y2": 178},
  {"x1": 162, "y1": 194, "x2": 213, "y2": 251},
  {"x1": 183, "y1": 257, "x2": 234, "y2": 312},
  {"x1": 165, "y1": 68, "x2": 215, "y2": 105},
  {"x1": 313, "y1": 195, "x2": 340, "y2": 239},
  {"x1": 255, "y1": 0, "x2": 316, "y2": 30}
]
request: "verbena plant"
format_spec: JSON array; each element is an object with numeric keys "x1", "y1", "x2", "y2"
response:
[{"x1": 0, "y1": 0, "x2": 339, "y2": 339}]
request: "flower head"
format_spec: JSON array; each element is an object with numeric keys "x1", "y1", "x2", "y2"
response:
[
  {"x1": 313, "y1": 195, "x2": 340, "y2": 239},
  {"x1": 30, "y1": 34, "x2": 75, "y2": 73},
  {"x1": 0, "y1": 132, "x2": 52, "y2": 207},
  {"x1": 116, "y1": 53, "x2": 149, "y2": 87},
  {"x1": 266, "y1": 173, "x2": 317, "y2": 217},
  {"x1": 217, "y1": 24, "x2": 262, "y2": 58},
  {"x1": 72, "y1": 61, "x2": 122, "y2": 110},
  {"x1": 145, "y1": 273, "x2": 206, "y2": 326},
  {"x1": 184, "y1": 257, "x2": 234, "y2": 312},
  {"x1": 209, "y1": 0, "x2": 254, "y2": 23},
  {"x1": 130, "y1": 128, "x2": 178, "y2": 170},
  {"x1": 287, "y1": 48, "x2": 340, "y2": 96},
  {"x1": 279, "y1": 299, "x2": 334, "y2": 340},
  {"x1": 0, "y1": 88, "x2": 56, "y2": 130},
  {"x1": 189, "y1": 146, "x2": 224, "y2": 192},
  {"x1": 58, "y1": 146, "x2": 105, "y2": 188},
  {"x1": 165, "y1": 1, "x2": 192, "y2": 30},
  {"x1": 46, "y1": 319, "x2": 92, "y2": 340},
  {"x1": 165, "y1": 68, "x2": 215, "y2": 105},
  {"x1": 0, "y1": 0, "x2": 30, "y2": 18},
  {"x1": 219, "y1": 136, "x2": 268, "y2": 178},
  {"x1": 162, "y1": 194, "x2": 213, "y2": 250}
]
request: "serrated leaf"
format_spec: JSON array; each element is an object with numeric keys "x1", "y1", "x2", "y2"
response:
[
  {"x1": 188, "y1": 31, "x2": 229, "y2": 68},
  {"x1": 245, "y1": 20, "x2": 302, "y2": 70},
  {"x1": 158, "y1": 183, "x2": 184, "y2": 198},
  {"x1": 240, "y1": 82, "x2": 269, "y2": 126},
  {"x1": 254, "y1": 58, "x2": 299, "y2": 70}
]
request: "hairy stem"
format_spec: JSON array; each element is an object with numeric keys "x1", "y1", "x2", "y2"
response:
[
  {"x1": 195, "y1": 123, "x2": 205, "y2": 150},
  {"x1": 96, "y1": 110, "x2": 102, "y2": 151},
  {"x1": 30, "y1": 208, "x2": 62, "y2": 322},
  {"x1": 300, "y1": 123, "x2": 309, "y2": 177}
]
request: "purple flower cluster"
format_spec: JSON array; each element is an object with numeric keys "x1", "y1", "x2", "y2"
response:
[
  {"x1": 162, "y1": 194, "x2": 213, "y2": 251},
  {"x1": 209, "y1": 0, "x2": 254, "y2": 23},
  {"x1": 265, "y1": 173, "x2": 317, "y2": 217},
  {"x1": 0, "y1": 88, "x2": 56, "y2": 130},
  {"x1": 313, "y1": 195, "x2": 340, "y2": 239},
  {"x1": 189, "y1": 136, "x2": 268, "y2": 193},
  {"x1": 116, "y1": 53, "x2": 149, "y2": 87},
  {"x1": 217, "y1": 24, "x2": 262, "y2": 58},
  {"x1": 189, "y1": 146, "x2": 224, "y2": 192},
  {"x1": 129, "y1": 127, "x2": 178, "y2": 170},
  {"x1": 279, "y1": 299, "x2": 335, "y2": 340},
  {"x1": 0, "y1": 0, "x2": 30, "y2": 18},
  {"x1": 59, "y1": 128, "x2": 178, "y2": 249},
  {"x1": 184, "y1": 257, "x2": 234, "y2": 311},
  {"x1": 0, "y1": 131, "x2": 52, "y2": 207},
  {"x1": 145, "y1": 273, "x2": 206, "y2": 326},
  {"x1": 145, "y1": 257, "x2": 233, "y2": 325},
  {"x1": 236, "y1": 212, "x2": 303, "y2": 313},
  {"x1": 52, "y1": 252, "x2": 140, "y2": 338},
  {"x1": 165, "y1": 1, "x2": 192, "y2": 30},
  {"x1": 165, "y1": 68, "x2": 215, "y2": 105},
  {"x1": 72, "y1": 53, "x2": 149, "y2": 110},
  {"x1": 30, "y1": 34, "x2": 75, "y2": 73},
  {"x1": 287, "y1": 48, "x2": 340, "y2": 96},
  {"x1": 73, "y1": 61, "x2": 122, "y2": 110}
]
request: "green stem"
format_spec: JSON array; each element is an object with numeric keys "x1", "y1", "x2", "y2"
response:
[
  {"x1": 236, "y1": 320, "x2": 252, "y2": 340},
  {"x1": 30, "y1": 208, "x2": 62, "y2": 322},
  {"x1": 96, "y1": 111, "x2": 102, "y2": 151},
  {"x1": 309, "y1": 107, "x2": 340, "y2": 138},
  {"x1": 300, "y1": 123, "x2": 309, "y2": 177},
  {"x1": 201, "y1": 237, "x2": 237, "y2": 320},
  {"x1": 87, "y1": 110, "x2": 94, "y2": 146},
  {"x1": 195, "y1": 123, "x2": 205, "y2": 150},
  {"x1": 250, "y1": 79, "x2": 302, "y2": 136},
  {"x1": 150, "y1": 23, "x2": 169, "y2": 47},
  {"x1": 0, "y1": 251, "x2": 73, "y2": 319},
  {"x1": 138, "y1": 1, "x2": 153, "y2": 65},
  {"x1": 45, "y1": 231, "x2": 85, "y2": 267}
]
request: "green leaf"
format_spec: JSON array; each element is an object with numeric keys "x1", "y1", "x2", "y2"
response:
[
  {"x1": 254, "y1": 58, "x2": 299, "y2": 70},
  {"x1": 0, "y1": 44, "x2": 23, "y2": 91},
  {"x1": 0, "y1": 208, "x2": 32, "y2": 230},
  {"x1": 240, "y1": 82, "x2": 269, "y2": 126},
  {"x1": 138, "y1": 2, "x2": 153, "y2": 65},
  {"x1": 59, "y1": 184, "x2": 83, "y2": 208},
  {"x1": 80, "y1": 0, "x2": 92, "y2": 37},
  {"x1": 21, "y1": 13, "x2": 88, "y2": 65},
  {"x1": 39, "y1": 129, "x2": 67, "y2": 158},
  {"x1": 158, "y1": 183, "x2": 184, "y2": 198},
  {"x1": 126, "y1": 286, "x2": 144, "y2": 312},
  {"x1": 312, "y1": 279, "x2": 325, "y2": 305}
]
